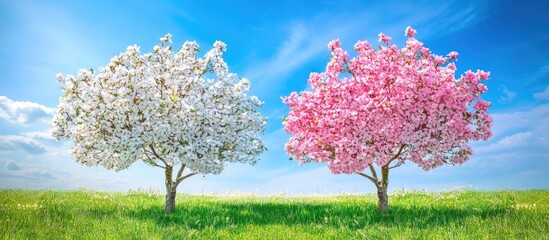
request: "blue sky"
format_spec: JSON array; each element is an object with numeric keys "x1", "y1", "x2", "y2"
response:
[{"x1": 1, "y1": 0, "x2": 548, "y2": 194}]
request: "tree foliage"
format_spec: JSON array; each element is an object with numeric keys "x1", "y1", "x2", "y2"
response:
[{"x1": 52, "y1": 34, "x2": 266, "y2": 176}]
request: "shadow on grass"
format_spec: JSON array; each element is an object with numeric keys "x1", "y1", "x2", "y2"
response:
[{"x1": 111, "y1": 201, "x2": 510, "y2": 230}]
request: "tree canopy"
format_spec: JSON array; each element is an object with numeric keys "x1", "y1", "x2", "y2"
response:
[{"x1": 52, "y1": 34, "x2": 266, "y2": 175}]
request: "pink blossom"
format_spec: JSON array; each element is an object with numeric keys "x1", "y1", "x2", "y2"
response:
[
  {"x1": 447, "y1": 51, "x2": 459, "y2": 60},
  {"x1": 405, "y1": 26, "x2": 417, "y2": 38},
  {"x1": 378, "y1": 32, "x2": 392, "y2": 44},
  {"x1": 328, "y1": 39, "x2": 341, "y2": 50},
  {"x1": 478, "y1": 70, "x2": 490, "y2": 79},
  {"x1": 433, "y1": 55, "x2": 447, "y2": 65},
  {"x1": 473, "y1": 99, "x2": 491, "y2": 111},
  {"x1": 354, "y1": 40, "x2": 371, "y2": 52},
  {"x1": 282, "y1": 26, "x2": 493, "y2": 175},
  {"x1": 447, "y1": 62, "x2": 457, "y2": 70},
  {"x1": 477, "y1": 83, "x2": 488, "y2": 93}
]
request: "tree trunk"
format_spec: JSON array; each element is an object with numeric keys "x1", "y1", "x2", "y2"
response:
[
  {"x1": 164, "y1": 189, "x2": 176, "y2": 213},
  {"x1": 164, "y1": 165, "x2": 176, "y2": 214},
  {"x1": 376, "y1": 184, "x2": 389, "y2": 213},
  {"x1": 377, "y1": 165, "x2": 390, "y2": 213},
  {"x1": 165, "y1": 188, "x2": 176, "y2": 214},
  {"x1": 162, "y1": 163, "x2": 196, "y2": 214}
]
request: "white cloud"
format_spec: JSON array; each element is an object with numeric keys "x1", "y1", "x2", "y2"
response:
[
  {"x1": 0, "y1": 159, "x2": 59, "y2": 187},
  {"x1": 22, "y1": 130, "x2": 57, "y2": 145},
  {"x1": 499, "y1": 86, "x2": 517, "y2": 103},
  {"x1": 496, "y1": 132, "x2": 533, "y2": 146},
  {"x1": 489, "y1": 103, "x2": 549, "y2": 138},
  {"x1": 0, "y1": 129, "x2": 56, "y2": 155},
  {"x1": 0, "y1": 96, "x2": 54, "y2": 125},
  {"x1": 475, "y1": 131, "x2": 534, "y2": 154},
  {"x1": 496, "y1": 132, "x2": 533, "y2": 145},
  {"x1": 534, "y1": 86, "x2": 549, "y2": 100},
  {"x1": 473, "y1": 104, "x2": 549, "y2": 155},
  {"x1": 4, "y1": 161, "x2": 21, "y2": 170},
  {"x1": 459, "y1": 104, "x2": 549, "y2": 189},
  {"x1": 29, "y1": 171, "x2": 57, "y2": 180},
  {"x1": 0, "y1": 135, "x2": 47, "y2": 155}
]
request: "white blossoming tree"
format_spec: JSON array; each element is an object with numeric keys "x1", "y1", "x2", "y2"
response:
[{"x1": 52, "y1": 34, "x2": 267, "y2": 213}]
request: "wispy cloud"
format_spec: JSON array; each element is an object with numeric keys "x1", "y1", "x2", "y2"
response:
[
  {"x1": 419, "y1": 2, "x2": 484, "y2": 37},
  {"x1": 246, "y1": 0, "x2": 490, "y2": 95},
  {"x1": 0, "y1": 96, "x2": 54, "y2": 125},
  {"x1": 245, "y1": 20, "x2": 355, "y2": 93},
  {"x1": 499, "y1": 86, "x2": 517, "y2": 103},
  {"x1": 534, "y1": 86, "x2": 549, "y2": 100},
  {"x1": 522, "y1": 64, "x2": 549, "y2": 89}
]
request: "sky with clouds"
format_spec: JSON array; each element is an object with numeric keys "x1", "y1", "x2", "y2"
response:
[{"x1": 0, "y1": 0, "x2": 548, "y2": 194}]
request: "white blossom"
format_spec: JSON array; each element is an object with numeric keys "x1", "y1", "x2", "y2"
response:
[{"x1": 52, "y1": 35, "x2": 267, "y2": 174}]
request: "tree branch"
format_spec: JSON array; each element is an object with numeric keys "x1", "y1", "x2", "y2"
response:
[
  {"x1": 388, "y1": 160, "x2": 405, "y2": 169},
  {"x1": 391, "y1": 144, "x2": 406, "y2": 161},
  {"x1": 357, "y1": 173, "x2": 377, "y2": 184},
  {"x1": 369, "y1": 164, "x2": 378, "y2": 180},
  {"x1": 386, "y1": 144, "x2": 406, "y2": 167},
  {"x1": 144, "y1": 158, "x2": 165, "y2": 169},
  {"x1": 176, "y1": 162, "x2": 186, "y2": 180},
  {"x1": 143, "y1": 148, "x2": 165, "y2": 169},
  {"x1": 149, "y1": 145, "x2": 169, "y2": 167},
  {"x1": 175, "y1": 172, "x2": 197, "y2": 186}
]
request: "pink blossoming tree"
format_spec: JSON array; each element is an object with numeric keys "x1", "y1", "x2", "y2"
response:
[{"x1": 282, "y1": 27, "x2": 493, "y2": 213}]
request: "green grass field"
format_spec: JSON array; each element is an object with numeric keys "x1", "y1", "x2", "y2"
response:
[{"x1": 1, "y1": 190, "x2": 547, "y2": 239}]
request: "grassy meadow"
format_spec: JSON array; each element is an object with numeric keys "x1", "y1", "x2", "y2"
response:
[{"x1": 0, "y1": 189, "x2": 547, "y2": 239}]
